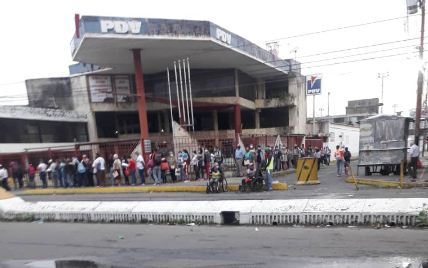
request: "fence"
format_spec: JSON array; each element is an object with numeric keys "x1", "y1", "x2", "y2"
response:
[{"x1": 0, "y1": 134, "x2": 305, "y2": 187}]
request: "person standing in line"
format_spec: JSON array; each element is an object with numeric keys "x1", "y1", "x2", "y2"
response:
[
  {"x1": 37, "y1": 160, "x2": 48, "y2": 189},
  {"x1": 191, "y1": 150, "x2": 199, "y2": 180},
  {"x1": 152, "y1": 151, "x2": 162, "y2": 185},
  {"x1": 203, "y1": 149, "x2": 211, "y2": 180},
  {"x1": 234, "y1": 145, "x2": 245, "y2": 176},
  {"x1": 27, "y1": 163, "x2": 36, "y2": 189},
  {"x1": 9, "y1": 161, "x2": 20, "y2": 190},
  {"x1": 112, "y1": 154, "x2": 122, "y2": 186},
  {"x1": 344, "y1": 147, "x2": 352, "y2": 176},
  {"x1": 160, "y1": 158, "x2": 169, "y2": 183},
  {"x1": 58, "y1": 159, "x2": 66, "y2": 188},
  {"x1": 334, "y1": 145, "x2": 345, "y2": 177},
  {"x1": 0, "y1": 164, "x2": 10, "y2": 191},
  {"x1": 135, "y1": 152, "x2": 145, "y2": 185},
  {"x1": 182, "y1": 149, "x2": 190, "y2": 180},
  {"x1": 92, "y1": 153, "x2": 106, "y2": 187},
  {"x1": 167, "y1": 151, "x2": 177, "y2": 183},
  {"x1": 127, "y1": 155, "x2": 137, "y2": 186},
  {"x1": 255, "y1": 145, "x2": 264, "y2": 171},
  {"x1": 121, "y1": 155, "x2": 129, "y2": 185},
  {"x1": 213, "y1": 146, "x2": 223, "y2": 170},
  {"x1": 76, "y1": 157, "x2": 88, "y2": 187},
  {"x1": 408, "y1": 142, "x2": 420, "y2": 181}
]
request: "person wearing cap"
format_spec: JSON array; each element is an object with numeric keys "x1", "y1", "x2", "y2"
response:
[
  {"x1": 234, "y1": 145, "x2": 245, "y2": 176},
  {"x1": 0, "y1": 164, "x2": 10, "y2": 191}
]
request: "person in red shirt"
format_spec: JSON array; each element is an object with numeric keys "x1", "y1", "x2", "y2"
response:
[
  {"x1": 160, "y1": 158, "x2": 170, "y2": 183},
  {"x1": 127, "y1": 156, "x2": 137, "y2": 185},
  {"x1": 28, "y1": 164, "x2": 36, "y2": 189},
  {"x1": 334, "y1": 145, "x2": 345, "y2": 177}
]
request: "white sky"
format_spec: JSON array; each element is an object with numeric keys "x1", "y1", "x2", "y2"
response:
[{"x1": 0, "y1": 0, "x2": 423, "y2": 117}]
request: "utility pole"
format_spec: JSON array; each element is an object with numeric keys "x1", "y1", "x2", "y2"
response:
[
  {"x1": 414, "y1": 0, "x2": 426, "y2": 146},
  {"x1": 377, "y1": 72, "x2": 389, "y2": 114},
  {"x1": 327, "y1": 92, "x2": 330, "y2": 118}
]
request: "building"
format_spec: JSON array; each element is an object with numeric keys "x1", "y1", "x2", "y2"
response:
[
  {"x1": 1, "y1": 15, "x2": 307, "y2": 161},
  {"x1": 346, "y1": 98, "x2": 380, "y2": 115}
]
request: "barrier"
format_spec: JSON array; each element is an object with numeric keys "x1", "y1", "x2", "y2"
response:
[
  {"x1": 1, "y1": 198, "x2": 427, "y2": 226},
  {"x1": 295, "y1": 157, "x2": 320, "y2": 185}
]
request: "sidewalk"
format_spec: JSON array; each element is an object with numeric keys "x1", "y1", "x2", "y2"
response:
[{"x1": 19, "y1": 170, "x2": 292, "y2": 195}]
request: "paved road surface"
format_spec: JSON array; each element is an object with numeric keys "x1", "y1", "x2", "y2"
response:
[
  {"x1": 0, "y1": 222, "x2": 427, "y2": 267},
  {"x1": 18, "y1": 163, "x2": 428, "y2": 202}
]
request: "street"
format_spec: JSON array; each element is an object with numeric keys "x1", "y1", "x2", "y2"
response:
[
  {"x1": 0, "y1": 222, "x2": 427, "y2": 268},
  {"x1": 18, "y1": 162, "x2": 428, "y2": 202}
]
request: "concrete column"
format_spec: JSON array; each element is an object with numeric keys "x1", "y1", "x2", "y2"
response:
[
  {"x1": 234, "y1": 104, "x2": 241, "y2": 141},
  {"x1": 132, "y1": 49, "x2": 150, "y2": 161},
  {"x1": 163, "y1": 110, "x2": 171, "y2": 133},
  {"x1": 257, "y1": 79, "x2": 266, "y2": 99},
  {"x1": 213, "y1": 110, "x2": 219, "y2": 131},
  {"x1": 288, "y1": 75, "x2": 307, "y2": 134},
  {"x1": 235, "y1": 69, "x2": 239, "y2": 97},
  {"x1": 255, "y1": 109, "x2": 261, "y2": 129},
  {"x1": 213, "y1": 110, "x2": 219, "y2": 146},
  {"x1": 234, "y1": 69, "x2": 241, "y2": 141}
]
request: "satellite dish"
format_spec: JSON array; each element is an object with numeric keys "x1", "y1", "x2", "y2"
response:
[{"x1": 406, "y1": 0, "x2": 419, "y2": 14}]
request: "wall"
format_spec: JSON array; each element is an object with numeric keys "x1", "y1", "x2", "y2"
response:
[
  {"x1": 326, "y1": 123, "x2": 360, "y2": 158},
  {"x1": 26, "y1": 77, "x2": 73, "y2": 110},
  {"x1": 288, "y1": 75, "x2": 307, "y2": 134},
  {"x1": 70, "y1": 76, "x2": 98, "y2": 143},
  {"x1": 0, "y1": 142, "x2": 77, "y2": 154}
]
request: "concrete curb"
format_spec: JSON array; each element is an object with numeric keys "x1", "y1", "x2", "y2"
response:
[
  {"x1": 1, "y1": 195, "x2": 427, "y2": 226},
  {"x1": 20, "y1": 183, "x2": 288, "y2": 195},
  {"x1": 345, "y1": 177, "x2": 428, "y2": 188}
]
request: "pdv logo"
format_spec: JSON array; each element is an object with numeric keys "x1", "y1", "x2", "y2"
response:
[{"x1": 306, "y1": 75, "x2": 322, "y2": 95}]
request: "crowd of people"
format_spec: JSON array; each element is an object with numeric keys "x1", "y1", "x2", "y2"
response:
[{"x1": 0, "y1": 143, "x2": 340, "y2": 191}]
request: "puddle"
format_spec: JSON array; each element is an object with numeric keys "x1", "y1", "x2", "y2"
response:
[{"x1": 1, "y1": 259, "x2": 129, "y2": 268}]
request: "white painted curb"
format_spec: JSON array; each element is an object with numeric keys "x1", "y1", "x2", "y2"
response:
[{"x1": 0, "y1": 197, "x2": 427, "y2": 226}]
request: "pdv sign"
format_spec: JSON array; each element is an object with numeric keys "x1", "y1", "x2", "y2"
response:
[{"x1": 306, "y1": 75, "x2": 322, "y2": 95}]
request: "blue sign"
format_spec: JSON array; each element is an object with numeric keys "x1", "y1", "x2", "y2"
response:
[{"x1": 307, "y1": 75, "x2": 322, "y2": 95}]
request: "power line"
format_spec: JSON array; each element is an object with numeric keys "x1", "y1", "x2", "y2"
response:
[{"x1": 266, "y1": 14, "x2": 419, "y2": 42}]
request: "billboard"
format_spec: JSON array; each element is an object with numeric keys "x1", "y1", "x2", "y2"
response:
[
  {"x1": 114, "y1": 75, "x2": 131, "y2": 102},
  {"x1": 306, "y1": 75, "x2": 322, "y2": 95},
  {"x1": 88, "y1": 75, "x2": 113, "y2": 103}
]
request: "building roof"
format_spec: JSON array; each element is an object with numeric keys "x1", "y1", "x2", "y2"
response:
[
  {"x1": 0, "y1": 106, "x2": 87, "y2": 122},
  {"x1": 70, "y1": 16, "x2": 300, "y2": 78}
]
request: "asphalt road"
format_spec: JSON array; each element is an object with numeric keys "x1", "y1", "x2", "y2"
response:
[
  {"x1": 0, "y1": 222, "x2": 427, "y2": 268},
  {"x1": 18, "y1": 163, "x2": 428, "y2": 202}
]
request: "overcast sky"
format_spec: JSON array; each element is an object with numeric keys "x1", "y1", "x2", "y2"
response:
[{"x1": 0, "y1": 0, "x2": 423, "y2": 117}]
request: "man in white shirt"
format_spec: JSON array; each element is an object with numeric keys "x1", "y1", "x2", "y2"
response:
[
  {"x1": 37, "y1": 161, "x2": 48, "y2": 188},
  {"x1": 135, "y1": 152, "x2": 145, "y2": 185},
  {"x1": 92, "y1": 153, "x2": 106, "y2": 187},
  {"x1": 0, "y1": 164, "x2": 10, "y2": 191},
  {"x1": 409, "y1": 143, "x2": 420, "y2": 181}
]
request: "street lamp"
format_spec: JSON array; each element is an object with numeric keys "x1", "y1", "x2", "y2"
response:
[
  {"x1": 377, "y1": 72, "x2": 389, "y2": 114},
  {"x1": 407, "y1": 0, "x2": 426, "y2": 146}
]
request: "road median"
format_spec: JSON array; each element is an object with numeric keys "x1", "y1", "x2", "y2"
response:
[{"x1": 20, "y1": 182, "x2": 288, "y2": 195}]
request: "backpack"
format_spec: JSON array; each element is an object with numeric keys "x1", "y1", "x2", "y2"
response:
[{"x1": 77, "y1": 162, "x2": 86, "y2": 173}]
